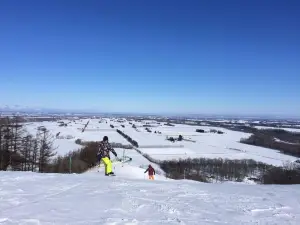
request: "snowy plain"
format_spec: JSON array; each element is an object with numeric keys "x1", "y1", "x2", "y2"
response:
[
  {"x1": 134, "y1": 124, "x2": 298, "y2": 166},
  {"x1": 25, "y1": 119, "x2": 130, "y2": 155},
  {"x1": 22, "y1": 118, "x2": 299, "y2": 166}
]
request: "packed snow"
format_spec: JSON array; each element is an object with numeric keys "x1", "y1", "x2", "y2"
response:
[{"x1": 1, "y1": 168, "x2": 300, "y2": 224}]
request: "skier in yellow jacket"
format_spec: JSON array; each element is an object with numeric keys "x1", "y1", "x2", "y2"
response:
[{"x1": 97, "y1": 136, "x2": 118, "y2": 176}]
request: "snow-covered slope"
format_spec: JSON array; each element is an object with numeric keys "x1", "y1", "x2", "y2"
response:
[
  {"x1": 0, "y1": 169, "x2": 300, "y2": 225},
  {"x1": 88, "y1": 148, "x2": 166, "y2": 179}
]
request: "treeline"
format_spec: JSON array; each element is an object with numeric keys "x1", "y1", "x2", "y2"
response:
[
  {"x1": 116, "y1": 129, "x2": 139, "y2": 147},
  {"x1": 196, "y1": 129, "x2": 224, "y2": 134},
  {"x1": 241, "y1": 129, "x2": 300, "y2": 157},
  {"x1": 47, "y1": 142, "x2": 99, "y2": 173},
  {"x1": 75, "y1": 138, "x2": 133, "y2": 149},
  {"x1": 48, "y1": 141, "x2": 133, "y2": 173},
  {"x1": 81, "y1": 120, "x2": 90, "y2": 132},
  {"x1": 0, "y1": 117, "x2": 57, "y2": 172},
  {"x1": 159, "y1": 158, "x2": 300, "y2": 184},
  {"x1": 135, "y1": 146, "x2": 300, "y2": 184}
]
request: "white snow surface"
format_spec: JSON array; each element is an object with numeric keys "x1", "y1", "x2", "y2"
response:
[
  {"x1": 1, "y1": 169, "x2": 300, "y2": 225},
  {"x1": 100, "y1": 148, "x2": 166, "y2": 177},
  {"x1": 136, "y1": 125, "x2": 297, "y2": 166}
]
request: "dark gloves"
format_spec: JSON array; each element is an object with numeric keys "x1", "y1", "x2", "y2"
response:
[{"x1": 113, "y1": 151, "x2": 117, "y2": 157}]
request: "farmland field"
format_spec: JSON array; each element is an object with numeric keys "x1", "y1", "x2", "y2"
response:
[{"x1": 23, "y1": 118, "x2": 298, "y2": 166}]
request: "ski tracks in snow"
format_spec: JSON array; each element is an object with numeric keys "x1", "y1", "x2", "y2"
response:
[
  {"x1": 107, "y1": 180, "x2": 210, "y2": 224},
  {"x1": 108, "y1": 180, "x2": 300, "y2": 225},
  {"x1": 1, "y1": 172, "x2": 300, "y2": 224},
  {"x1": 0, "y1": 183, "x2": 82, "y2": 216}
]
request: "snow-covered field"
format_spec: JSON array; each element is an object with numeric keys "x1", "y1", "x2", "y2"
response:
[
  {"x1": 1, "y1": 168, "x2": 300, "y2": 224},
  {"x1": 25, "y1": 119, "x2": 130, "y2": 155},
  {"x1": 136, "y1": 125, "x2": 297, "y2": 166},
  {"x1": 23, "y1": 118, "x2": 299, "y2": 166}
]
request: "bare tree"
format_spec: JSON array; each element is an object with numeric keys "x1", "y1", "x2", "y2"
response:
[
  {"x1": 19, "y1": 135, "x2": 33, "y2": 171},
  {"x1": 11, "y1": 116, "x2": 26, "y2": 153},
  {"x1": 38, "y1": 128, "x2": 57, "y2": 172},
  {"x1": 0, "y1": 118, "x2": 12, "y2": 170},
  {"x1": 31, "y1": 138, "x2": 39, "y2": 172}
]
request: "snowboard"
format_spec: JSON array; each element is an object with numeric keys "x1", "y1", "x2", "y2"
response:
[
  {"x1": 105, "y1": 173, "x2": 116, "y2": 176},
  {"x1": 97, "y1": 170, "x2": 116, "y2": 176}
]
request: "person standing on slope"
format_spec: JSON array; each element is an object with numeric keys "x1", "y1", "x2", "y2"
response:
[
  {"x1": 98, "y1": 136, "x2": 118, "y2": 176},
  {"x1": 144, "y1": 164, "x2": 155, "y2": 180}
]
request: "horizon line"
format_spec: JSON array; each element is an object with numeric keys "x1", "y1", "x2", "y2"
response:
[{"x1": 0, "y1": 107, "x2": 299, "y2": 120}]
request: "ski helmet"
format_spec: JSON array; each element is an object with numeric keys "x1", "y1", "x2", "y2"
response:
[{"x1": 103, "y1": 136, "x2": 108, "y2": 141}]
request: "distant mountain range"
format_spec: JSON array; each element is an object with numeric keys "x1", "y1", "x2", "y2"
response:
[
  {"x1": 0, "y1": 104, "x2": 42, "y2": 112},
  {"x1": 0, "y1": 104, "x2": 69, "y2": 113},
  {"x1": 0, "y1": 104, "x2": 298, "y2": 120},
  {"x1": 0, "y1": 105, "x2": 111, "y2": 115}
]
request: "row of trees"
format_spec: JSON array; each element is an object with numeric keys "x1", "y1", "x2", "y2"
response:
[
  {"x1": 241, "y1": 129, "x2": 300, "y2": 157},
  {"x1": 75, "y1": 138, "x2": 132, "y2": 149},
  {"x1": 0, "y1": 117, "x2": 57, "y2": 172},
  {"x1": 81, "y1": 120, "x2": 90, "y2": 132},
  {"x1": 116, "y1": 129, "x2": 139, "y2": 147},
  {"x1": 195, "y1": 129, "x2": 224, "y2": 134},
  {"x1": 160, "y1": 158, "x2": 272, "y2": 182},
  {"x1": 159, "y1": 158, "x2": 300, "y2": 184},
  {"x1": 48, "y1": 142, "x2": 99, "y2": 173},
  {"x1": 133, "y1": 147, "x2": 300, "y2": 184}
]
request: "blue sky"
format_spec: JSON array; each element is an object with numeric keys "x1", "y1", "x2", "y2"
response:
[{"x1": 0, "y1": 0, "x2": 299, "y2": 117}]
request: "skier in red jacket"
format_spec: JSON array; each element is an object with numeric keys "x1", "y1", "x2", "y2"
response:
[{"x1": 144, "y1": 164, "x2": 155, "y2": 180}]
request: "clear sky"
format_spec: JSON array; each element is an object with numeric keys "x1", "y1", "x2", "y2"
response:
[{"x1": 0, "y1": 0, "x2": 299, "y2": 117}]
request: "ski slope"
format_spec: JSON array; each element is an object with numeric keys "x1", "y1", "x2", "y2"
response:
[
  {"x1": 1, "y1": 169, "x2": 300, "y2": 225},
  {"x1": 89, "y1": 148, "x2": 166, "y2": 178}
]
